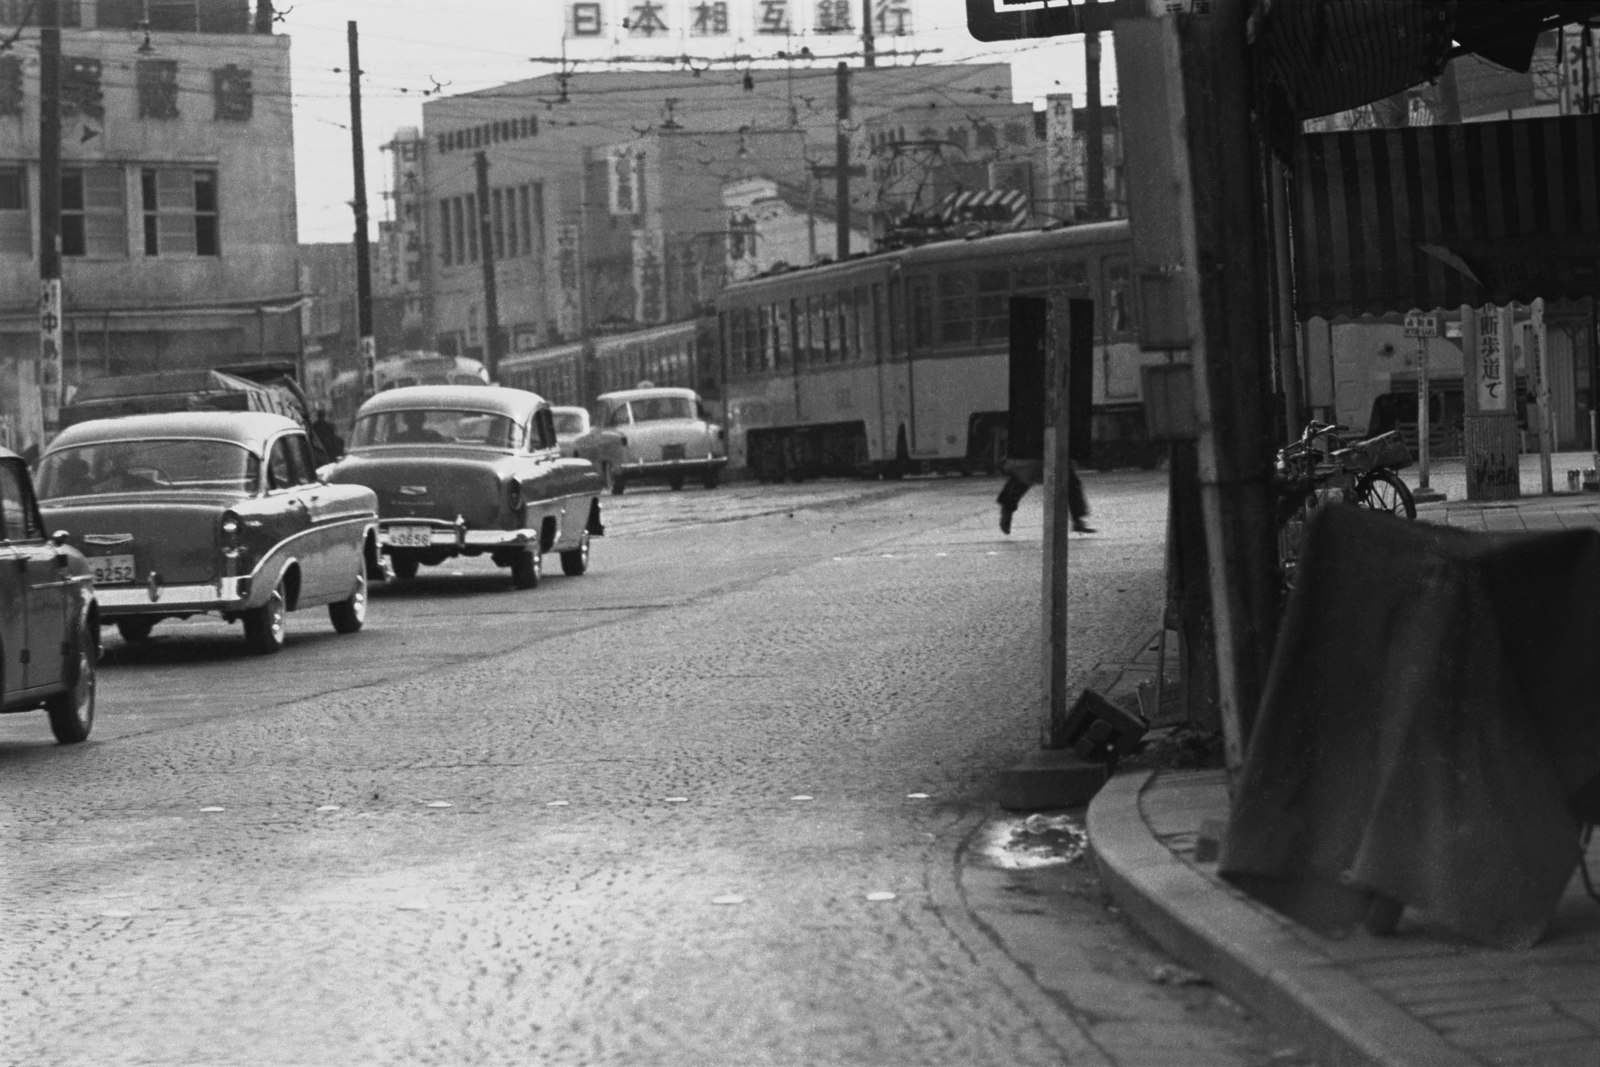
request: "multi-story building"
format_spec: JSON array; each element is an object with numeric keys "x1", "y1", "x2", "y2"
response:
[
  {"x1": 412, "y1": 63, "x2": 1026, "y2": 364},
  {"x1": 0, "y1": 0, "x2": 296, "y2": 454}
]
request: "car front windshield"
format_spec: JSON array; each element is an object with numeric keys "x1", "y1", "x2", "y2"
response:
[
  {"x1": 350, "y1": 409, "x2": 519, "y2": 449},
  {"x1": 36, "y1": 439, "x2": 261, "y2": 499},
  {"x1": 631, "y1": 396, "x2": 695, "y2": 422},
  {"x1": 552, "y1": 411, "x2": 586, "y2": 436}
]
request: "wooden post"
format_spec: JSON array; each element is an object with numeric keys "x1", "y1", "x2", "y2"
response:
[{"x1": 1532, "y1": 297, "x2": 1553, "y2": 494}]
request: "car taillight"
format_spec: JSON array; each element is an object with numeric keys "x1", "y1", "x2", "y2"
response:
[
  {"x1": 221, "y1": 511, "x2": 242, "y2": 555},
  {"x1": 507, "y1": 479, "x2": 522, "y2": 512}
]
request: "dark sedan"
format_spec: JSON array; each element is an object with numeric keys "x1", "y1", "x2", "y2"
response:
[{"x1": 321, "y1": 386, "x2": 605, "y2": 588}]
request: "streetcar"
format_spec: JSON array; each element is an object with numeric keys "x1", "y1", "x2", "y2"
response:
[
  {"x1": 716, "y1": 219, "x2": 1168, "y2": 481},
  {"x1": 498, "y1": 319, "x2": 717, "y2": 407}
]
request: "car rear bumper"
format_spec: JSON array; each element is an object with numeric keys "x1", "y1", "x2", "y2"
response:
[
  {"x1": 379, "y1": 518, "x2": 536, "y2": 552},
  {"x1": 96, "y1": 576, "x2": 249, "y2": 614},
  {"x1": 620, "y1": 456, "x2": 727, "y2": 476}
]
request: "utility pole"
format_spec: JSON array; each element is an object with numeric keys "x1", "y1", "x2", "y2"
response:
[
  {"x1": 1084, "y1": 32, "x2": 1105, "y2": 219},
  {"x1": 473, "y1": 151, "x2": 502, "y2": 382},
  {"x1": 861, "y1": 0, "x2": 876, "y2": 68},
  {"x1": 835, "y1": 62, "x2": 851, "y2": 261},
  {"x1": 38, "y1": 0, "x2": 62, "y2": 447},
  {"x1": 348, "y1": 21, "x2": 376, "y2": 395},
  {"x1": 1177, "y1": 0, "x2": 1279, "y2": 772}
]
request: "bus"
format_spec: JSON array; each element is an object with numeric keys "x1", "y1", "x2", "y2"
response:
[{"x1": 716, "y1": 219, "x2": 1168, "y2": 481}]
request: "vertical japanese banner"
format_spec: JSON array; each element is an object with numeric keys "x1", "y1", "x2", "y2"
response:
[
  {"x1": 39, "y1": 278, "x2": 62, "y2": 434},
  {"x1": 1476, "y1": 304, "x2": 1509, "y2": 412},
  {"x1": 606, "y1": 146, "x2": 638, "y2": 216},
  {"x1": 553, "y1": 223, "x2": 584, "y2": 339},
  {"x1": 633, "y1": 227, "x2": 666, "y2": 324},
  {"x1": 1532, "y1": 297, "x2": 1554, "y2": 492},
  {"x1": 1045, "y1": 93, "x2": 1077, "y2": 218}
]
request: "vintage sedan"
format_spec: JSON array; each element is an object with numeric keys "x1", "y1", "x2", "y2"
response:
[
  {"x1": 321, "y1": 386, "x2": 605, "y2": 588},
  {"x1": 36, "y1": 412, "x2": 384, "y2": 655},
  {"x1": 0, "y1": 448, "x2": 97, "y2": 743},
  {"x1": 551, "y1": 405, "x2": 591, "y2": 457},
  {"x1": 571, "y1": 386, "x2": 727, "y2": 494}
]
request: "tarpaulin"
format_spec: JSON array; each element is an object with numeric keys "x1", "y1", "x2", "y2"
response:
[{"x1": 1219, "y1": 504, "x2": 1600, "y2": 949}]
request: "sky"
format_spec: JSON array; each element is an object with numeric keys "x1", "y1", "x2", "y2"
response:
[{"x1": 275, "y1": 0, "x2": 1115, "y2": 243}]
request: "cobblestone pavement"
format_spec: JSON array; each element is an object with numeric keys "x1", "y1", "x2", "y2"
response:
[{"x1": 3, "y1": 471, "x2": 1313, "y2": 1067}]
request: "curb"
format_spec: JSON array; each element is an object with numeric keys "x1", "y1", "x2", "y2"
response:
[{"x1": 1086, "y1": 770, "x2": 1478, "y2": 1067}]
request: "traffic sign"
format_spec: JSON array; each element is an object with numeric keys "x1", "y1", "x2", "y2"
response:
[
  {"x1": 1403, "y1": 311, "x2": 1438, "y2": 338},
  {"x1": 965, "y1": 0, "x2": 1148, "y2": 42}
]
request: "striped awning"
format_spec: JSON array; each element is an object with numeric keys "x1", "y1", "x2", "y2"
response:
[{"x1": 1291, "y1": 115, "x2": 1600, "y2": 320}]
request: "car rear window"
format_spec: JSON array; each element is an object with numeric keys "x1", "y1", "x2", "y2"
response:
[
  {"x1": 350, "y1": 409, "x2": 519, "y2": 449},
  {"x1": 37, "y1": 440, "x2": 261, "y2": 498},
  {"x1": 631, "y1": 396, "x2": 694, "y2": 422}
]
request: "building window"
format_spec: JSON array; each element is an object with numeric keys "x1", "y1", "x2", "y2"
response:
[
  {"x1": 137, "y1": 59, "x2": 179, "y2": 119},
  {"x1": 142, "y1": 168, "x2": 218, "y2": 256},
  {"x1": 451, "y1": 197, "x2": 466, "y2": 265},
  {"x1": 0, "y1": 165, "x2": 28, "y2": 255},
  {"x1": 492, "y1": 188, "x2": 504, "y2": 259},
  {"x1": 62, "y1": 166, "x2": 125, "y2": 257},
  {"x1": 464, "y1": 193, "x2": 478, "y2": 262},
  {"x1": 212, "y1": 64, "x2": 252, "y2": 121},
  {"x1": 439, "y1": 198, "x2": 453, "y2": 266},
  {"x1": 503, "y1": 186, "x2": 518, "y2": 258},
  {"x1": 0, "y1": 54, "x2": 22, "y2": 117}
]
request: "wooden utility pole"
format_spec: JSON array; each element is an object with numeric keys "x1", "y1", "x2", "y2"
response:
[
  {"x1": 861, "y1": 0, "x2": 875, "y2": 68},
  {"x1": 835, "y1": 62, "x2": 851, "y2": 261},
  {"x1": 473, "y1": 151, "x2": 502, "y2": 381},
  {"x1": 1084, "y1": 32, "x2": 1105, "y2": 219},
  {"x1": 38, "y1": 0, "x2": 62, "y2": 446},
  {"x1": 348, "y1": 21, "x2": 376, "y2": 394},
  {"x1": 1176, "y1": 0, "x2": 1280, "y2": 771}
]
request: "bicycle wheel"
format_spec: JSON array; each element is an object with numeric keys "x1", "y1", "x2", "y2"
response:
[{"x1": 1354, "y1": 469, "x2": 1417, "y2": 519}]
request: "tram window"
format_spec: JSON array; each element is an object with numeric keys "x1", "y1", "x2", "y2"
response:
[
  {"x1": 760, "y1": 305, "x2": 776, "y2": 371},
  {"x1": 907, "y1": 278, "x2": 931, "y2": 350},
  {"x1": 838, "y1": 289, "x2": 853, "y2": 362},
  {"x1": 817, "y1": 294, "x2": 833, "y2": 363},
  {"x1": 1105, "y1": 258, "x2": 1134, "y2": 337},
  {"x1": 1058, "y1": 260, "x2": 1090, "y2": 296},
  {"x1": 976, "y1": 268, "x2": 1012, "y2": 342},
  {"x1": 938, "y1": 272, "x2": 976, "y2": 345},
  {"x1": 775, "y1": 301, "x2": 791, "y2": 370}
]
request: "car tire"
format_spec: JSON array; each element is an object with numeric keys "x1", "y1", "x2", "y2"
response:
[
  {"x1": 43, "y1": 619, "x2": 96, "y2": 744},
  {"x1": 702, "y1": 468, "x2": 721, "y2": 489},
  {"x1": 599, "y1": 462, "x2": 613, "y2": 491},
  {"x1": 244, "y1": 580, "x2": 288, "y2": 655},
  {"x1": 669, "y1": 474, "x2": 685, "y2": 491},
  {"x1": 510, "y1": 547, "x2": 541, "y2": 589},
  {"x1": 560, "y1": 530, "x2": 590, "y2": 576},
  {"x1": 611, "y1": 477, "x2": 627, "y2": 496},
  {"x1": 116, "y1": 617, "x2": 155, "y2": 643},
  {"x1": 329, "y1": 569, "x2": 367, "y2": 634},
  {"x1": 390, "y1": 553, "x2": 419, "y2": 580}
]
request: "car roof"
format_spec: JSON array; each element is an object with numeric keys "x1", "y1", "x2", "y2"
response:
[
  {"x1": 550, "y1": 405, "x2": 588, "y2": 415},
  {"x1": 356, "y1": 385, "x2": 544, "y2": 419},
  {"x1": 44, "y1": 411, "x2": 303, "y2": 453},
  {"x1": 0, "y1": 446, "x2": 19, "y2": 462},
  {"x1": 597, "y1": 387, "x2": 698, "y2": 403}
]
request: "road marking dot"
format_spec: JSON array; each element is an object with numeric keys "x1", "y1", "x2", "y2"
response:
[
  {"x1": 424, "y1": 801, "x2": 452, "y2": 808},
  {"x1": 711, "y1": 894, "x2": 746, "y2": 905},
  {"x1": 199, "y1": 806, "x2": 225, "y2": 813},
  {"x1": 906, "y1": 793, "x2": 930, "y2": 800},
  {"x1": 865, "y1": 892, "x2": 897, "y2": 902},
  {"x1": 790, "y1": 795, "x2": 814, "y2": 801},
  {"x1": 546, "y1": 800, "x2": 569, "y2": 807},
  {"x1": 316, "y1": 805, "x2": 341, "y2": 813},
  {"x1": 663, "y1": 796, "x2": 689, "y2": 803}
]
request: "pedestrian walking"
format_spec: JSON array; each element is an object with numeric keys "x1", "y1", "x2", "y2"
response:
[
  {"x1": 310, "y1": 408, "x2": 345, "y2": 460},
  {"x1": 997, "y1": 458, "x2": 1093, "y2": 535}
]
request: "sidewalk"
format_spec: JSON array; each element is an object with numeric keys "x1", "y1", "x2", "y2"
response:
[{"x1": 1084, "y1": 486, "x2": 1600, "y2": 1067}]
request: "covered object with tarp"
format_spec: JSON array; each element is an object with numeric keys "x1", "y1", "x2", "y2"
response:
[{"x1": 1218, "y1": 504, "x2": 1600, "y2": 949}]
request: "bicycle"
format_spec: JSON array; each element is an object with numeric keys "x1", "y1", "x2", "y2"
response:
[{"x1": 1275, "y1": 420, "x2": 1417, "y2": 587}]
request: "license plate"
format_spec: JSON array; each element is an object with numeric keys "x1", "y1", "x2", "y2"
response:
[
  {"x1": 388, "y1": 526, "x2": 433, "y2": 548},
  {"x1": 90, "y1": 554, "x2": 136, "y2": 585},
  {"x1": 661, "y1": 444, "x2": 686, "y2": 461}
]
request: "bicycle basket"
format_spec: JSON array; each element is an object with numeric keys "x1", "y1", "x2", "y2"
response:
[{"x1": 1345, "y1": 430, "x2": 1412, "y2": 472}]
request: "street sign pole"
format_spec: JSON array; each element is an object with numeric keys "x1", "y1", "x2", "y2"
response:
[{"x1": 1404, "y1": 310, "x2": 1445, "y2": 502}]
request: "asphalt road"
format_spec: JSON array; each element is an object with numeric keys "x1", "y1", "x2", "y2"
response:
[{"x1": 1, "y1": 471, "x2": 1315, "y2": 1067}]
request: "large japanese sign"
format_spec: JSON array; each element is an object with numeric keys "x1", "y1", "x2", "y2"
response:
[
  {"x1": 567, "y1": 1, "x2": 915, "y2": 40},
  {"x1": 1475, "y1": 305, "x2": 1509, "y2": 412},
  {"x1": 633, "y1": 228, "x2": 667, "y2": 324},
  {"x1": 553, "y1": 224, "x2": 584, "y2": 340}
]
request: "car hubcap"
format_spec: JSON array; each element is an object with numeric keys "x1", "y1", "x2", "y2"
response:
[
  {"x1": 74, "y1": 649, "x2": 94, "y2": 722},
  {"x1": 352, "y1": 574, "x2": 367, "y2": 622},
  {"x1": 270, "y1": 593, "x2": 285, "y2": 644}
]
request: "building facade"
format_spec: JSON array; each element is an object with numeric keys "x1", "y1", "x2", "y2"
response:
[{"x1": 0, "y1": 0, "x2": 296, "y2": 454}]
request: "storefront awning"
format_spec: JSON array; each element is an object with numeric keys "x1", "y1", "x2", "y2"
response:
[{"x1": 1291, "y1": 114, "x2": 1600, "y2": 319}]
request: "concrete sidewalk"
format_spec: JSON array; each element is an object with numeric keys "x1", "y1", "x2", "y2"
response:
[{"x1": 1083, "y1": 488, "x2": 1600, "y2": 1067}]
